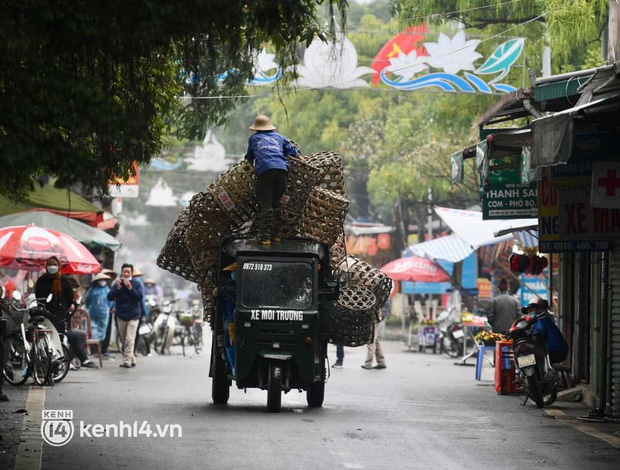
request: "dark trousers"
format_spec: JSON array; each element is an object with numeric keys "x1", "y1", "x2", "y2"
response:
[
  {"x1": 101, "y1": 312, "x2": 113, "y2": 354},
  {"x1": 255, "y1": 169, "x2": 287, "y2": 239},
  {"x1": 336, "y1": 343, "x2": 344, "y2": 363},
  {"x1": 65, "y1": 330, "x2": 88, "y2": 363}
]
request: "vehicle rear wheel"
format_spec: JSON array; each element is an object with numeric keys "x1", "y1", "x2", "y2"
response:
[
  {"x1": 52, "y1": 344, "x2": 70, "y2": 384},
  {"x1": 32, "y1": 335, "x2": 52, "y2": 386},
  {"x1": 526, "y1": 375, "x2": 545, "y2": 408},
  {"x1": 3, "y1": 335, "x2": 28, "y2": 386},
  {"x1": 307, "y1": 363, "x2": 326, "y2": 408},
  {"x1": 543, "y1": 386, "x2": 558, "y2": 406},
  {"x1": 211, "y1": 348, "x2": 230, "y2": 405},
  {"x1": 267, "y1": 362, "x2": 282, "y2": 413}
]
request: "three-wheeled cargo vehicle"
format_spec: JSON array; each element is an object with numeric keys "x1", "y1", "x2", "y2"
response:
[{"x1": 209, "y1": 239, "x2": 338, "y2": 412}]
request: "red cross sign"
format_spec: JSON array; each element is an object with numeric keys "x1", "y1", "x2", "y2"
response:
[{"x1": 592, "y1": 162, "x2": 620, "y2": 209}]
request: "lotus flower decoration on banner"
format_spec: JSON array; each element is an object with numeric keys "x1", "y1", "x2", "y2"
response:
[
  {"x1": 424, "y1": 32, "x2": 482, "y2": 75},
  {"x1": 386, "y1": 50, "x2": 428, "y2": 81},
  {"x1": 251, "y1": 49, "x2": 282, "y2": 86},
  {"x1": 293, "y1": 35, "x2": 374, "y2": 89},
  {"x1": 238, "y1": 27, "x2": 524, "y2": 94},
  {"x1": 378, "y1": 30, "x2": 524, "y2": 94}
]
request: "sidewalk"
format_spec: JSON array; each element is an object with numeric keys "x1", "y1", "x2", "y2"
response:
[{"x1": 0, "y1": 383, "x2": 29, "y2": 470}]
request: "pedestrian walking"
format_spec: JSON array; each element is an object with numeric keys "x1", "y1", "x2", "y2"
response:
[
  {"x1": 244, "y1": 114, "x2": 299, "y2": 244},
  {"x1": 83, "y1": 273, "x2": 111, "y2": 341},
  {"x1": 486, "y1": 277, "x2": 520, "y2": 335},
  {"x1": 100, "y1": 268, "x2": 117, "y2": 356},
  {"x1": 332, "y1": 343, "x2": 344, "y2": 368},
  {"x1": 362, "y1": 300, "x2": 389, "y2": 370},
  {"x1": 107, "y1": 263, "x2": 143, "y2": 368}
]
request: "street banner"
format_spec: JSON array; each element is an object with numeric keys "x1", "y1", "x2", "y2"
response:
[{"x1": 109, "y1": 162, "x2": 140, "y2": 198}]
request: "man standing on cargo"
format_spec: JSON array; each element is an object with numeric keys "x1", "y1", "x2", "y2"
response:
[{"x1": 245, "y1": 115, "x2": 299, "y2": 245}]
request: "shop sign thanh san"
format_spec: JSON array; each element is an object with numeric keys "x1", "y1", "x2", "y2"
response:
[{"x1": 482, "y1": 182, "x2": 538, "y2": 220}]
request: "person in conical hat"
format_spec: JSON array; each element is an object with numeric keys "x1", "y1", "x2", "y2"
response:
[{"x1": 245, "y1": 115, "x2": 299, "y2": 245}]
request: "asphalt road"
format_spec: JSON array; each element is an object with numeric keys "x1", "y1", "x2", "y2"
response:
[{"x1": 1, "y1": 334, "x2": 619, "y2": 470}]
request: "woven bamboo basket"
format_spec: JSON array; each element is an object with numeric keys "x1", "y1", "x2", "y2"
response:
[
  {"x1": 278, "y1": 156, "x2": 322, "y2": 238},
  {"x1": 157, "y1": 207, "x2": 203, "y2": 283},
  {"x1": 296, "y1": 187, "x2": 349, "y2": 245},
  {"x1": 185, "y1": 191, "x2": 231, "y2": 272},
  {"x1": 210, "y1": 160, "x2": 257, "y2": 227},
  {"x1": 338, "y1": 255, "x2": 393, "y2": 314},
  {"x1": 305, "y1": 151, "x2": 346, "y2": 195},
  {"x1": 330, "y1": 285, "x2": 377, "y2": 346},
  {"x1": 329, "y1": 231, "x2": 348, "y2": 272}
]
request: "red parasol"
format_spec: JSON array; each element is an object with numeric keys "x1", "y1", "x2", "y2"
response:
[
  {"x1": 381, "y1": 256, "x2": 451, "y2": 283},
  {"x1": 0, "y1": 225, "x2": 101, "y2": 275}
]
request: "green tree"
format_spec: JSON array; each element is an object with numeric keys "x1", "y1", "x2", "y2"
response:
[
  {"x1": 395, "y1": 0, "x2": 608, "y2": 71},
  {"x1": 0, "y1": 0, "x2": 347, "y2": 200}
]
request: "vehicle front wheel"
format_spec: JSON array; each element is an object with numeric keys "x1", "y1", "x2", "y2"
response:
[
  {"x1": 211, "y1": 348, "x2": 230, "y2": 405},
  {"x1": 3, "y1": 335, "x2": 28, "y2": 386},
  {"x1": 52, "y1": 344, "x2": 71, "y2": 384},
  {"x1": 307, "y1": 365, "x2": 325, "y2": 408},
  {"x1": 267, "y1": 362, "x2": 282, "y2": 413}
]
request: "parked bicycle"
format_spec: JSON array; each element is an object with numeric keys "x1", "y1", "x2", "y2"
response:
[
  {"x1": 1, "y1": 293, "x2": 65, "y2": 386},
  {"x1": 178, "y1": 306, "x2": 204, "y2": 356}
]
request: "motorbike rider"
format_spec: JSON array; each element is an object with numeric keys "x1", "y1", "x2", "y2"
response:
[{"x1": 523, "y1": 298, "x2": 568, "y2": 364}]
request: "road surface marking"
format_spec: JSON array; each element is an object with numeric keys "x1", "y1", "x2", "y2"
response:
[
  {"x1": 14, "y1": 386, "x2": 45, "y2": 470},
  {"x1": 545, "y1": 409, "x2": 620, "y2": 449}
]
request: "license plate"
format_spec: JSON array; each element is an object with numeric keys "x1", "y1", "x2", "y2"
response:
[
  {"x1": 452, "y1": 330, "x2": 464, "y2": 339},
  {"x1": 517, "y1": 354, "x2": 536, "y2": 368}
]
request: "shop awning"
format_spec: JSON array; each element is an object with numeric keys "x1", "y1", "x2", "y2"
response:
[
  {"x1": 0, "y1": 186, "x2": 112, "y2": 228},
  {"x1": 0, "y1": 211, "x2": 121, "y2": 251},
  {"x1": 434, "y1": 206, "x2": 537, "y2": 248},
  {"x1": 531, "y1": 92, "x2": 620, "y2": 170},
  {"x1": 406, "y1": 234, "x2": 473, "y2": 263}
]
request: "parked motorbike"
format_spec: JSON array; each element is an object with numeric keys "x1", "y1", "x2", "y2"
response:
[
  {"x1": 506, "y1": 312, "x2": 558, "y2": 408},
  {"x1": 150, "y1": 300, "x2": 184, "y2": 354},
  {"x1": 437, "y1": 308, "x2": 464, "y2": 358}
]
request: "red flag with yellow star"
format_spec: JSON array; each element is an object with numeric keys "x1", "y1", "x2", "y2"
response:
[{"x1": 371, "y1": 24, "x2": 428, "y2": 85}]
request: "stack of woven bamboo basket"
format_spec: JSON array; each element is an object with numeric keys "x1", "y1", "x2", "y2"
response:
[{"x1": 157, "y1": 151, "x2": 389, "y2": 345}]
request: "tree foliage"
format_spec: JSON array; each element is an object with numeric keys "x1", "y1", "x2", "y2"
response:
[
  {"x1": 0, "y1": 0, "x2": 347, "y2": 200},
  {"x1": 395, "y1": 0, "x2": 608, "y2": 66}
]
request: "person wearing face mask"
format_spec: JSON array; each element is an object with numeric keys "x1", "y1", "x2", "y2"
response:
[
  {"x1": 35, "y1": 256, "x2": 98, "y2": 369},
  {"x1": 107, "y1": 263, "x2": 143, "y2": 368},
  {"x1": 83, "y1": 273, "x2": 112, "y2": 341}
]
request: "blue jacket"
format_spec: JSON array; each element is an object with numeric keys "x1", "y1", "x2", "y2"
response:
[
  {"x1": 244, "y1": 131, "x2": 298, "y2": 176},
  {"x1": 84, "y1": 285, "x2": 111, "y2": 320},
  {"x1": 107, "y1": 279, "x2": 143, "y2": 321},
  {"x1": 533, "y1": 315, "x2": 568, "y2": 354}
]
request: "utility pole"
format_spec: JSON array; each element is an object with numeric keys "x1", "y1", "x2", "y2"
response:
[
  {"x1": 610, "y1": 0, "x2": 620, "y2": 63},
  {"x1": 542, "y1": 22, "x2": 551, "y2": 77},
  {"x1": 426, "y1": 187, "x2": 433, "y2": 241}
]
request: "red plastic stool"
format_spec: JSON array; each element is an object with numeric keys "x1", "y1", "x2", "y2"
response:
[{"x1": 494, "y1": 340, "x2": 515, "y2": 394}]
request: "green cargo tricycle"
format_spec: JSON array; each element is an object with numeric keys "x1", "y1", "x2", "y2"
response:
[{"x1": 209, "y1": 239, "x2": 338, "y2": 412}]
